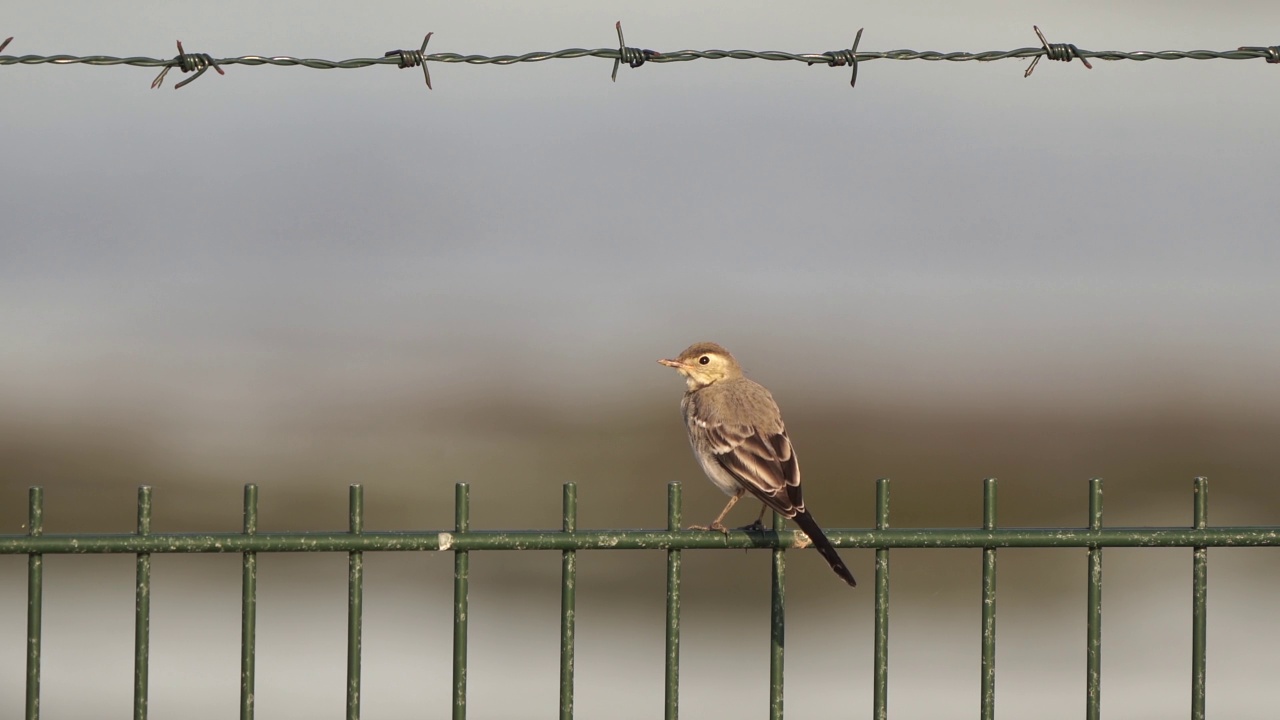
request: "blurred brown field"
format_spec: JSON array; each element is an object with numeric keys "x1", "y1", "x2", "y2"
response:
[{"x1": 6, "y1": 391, "x2": 1278, "y2": 595}]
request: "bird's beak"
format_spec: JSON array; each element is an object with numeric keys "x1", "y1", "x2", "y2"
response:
[{"x1": 658, "y1": 358, "x2": 689, "y2": 370}]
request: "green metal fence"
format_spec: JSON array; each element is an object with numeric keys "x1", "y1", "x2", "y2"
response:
[{"x1": 3, "y1": 477, "x2": 1277, "y2": 719}]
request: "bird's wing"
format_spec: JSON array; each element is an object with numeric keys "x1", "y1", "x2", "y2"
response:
[{"x1": 701, "y1": 420, "x2": 805, "y2": 518}]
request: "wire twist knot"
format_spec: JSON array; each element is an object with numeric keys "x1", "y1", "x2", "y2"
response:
[
  {"x1": 619, "y1": 44, "x2": 652, "y2": 69},
  {"x1": 385, "y1": 33, "x2": 434, "y2": 89},
  {"x1": 822, "y1": 49, "x2": 855, "y2": 66},
  {"x1": 1024, "y1": 26, "x2": 1093, "y2": 78},
  {"x1": 150, "y1": 40, "x2": 224, "y2": 89},
  {"x1": 1239, "y1": 45, "x2": 1280, "y2": 63},
  {"x1": 387, "y1": 48, "x2": 423, "y2": 68}
]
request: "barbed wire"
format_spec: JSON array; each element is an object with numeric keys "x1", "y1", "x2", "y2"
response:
[{"x1": 1, "y1": 24, "x2": 1277, "y2": 90}]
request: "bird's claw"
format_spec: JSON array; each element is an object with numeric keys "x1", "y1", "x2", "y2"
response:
[
  {"x1": 737, "y1": 520, "x2": 767, "y2": 532},
  {"x1": 689, "y1": 522, "x2": 730, "y2": 535}
]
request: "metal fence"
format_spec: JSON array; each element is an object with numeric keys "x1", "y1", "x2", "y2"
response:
[{"x1": 3, "y1": 476, "x2": 1276, "y2": 720}]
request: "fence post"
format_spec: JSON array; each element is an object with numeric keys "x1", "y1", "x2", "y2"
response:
[
  {"x1": 559, "y1": 483, "x2": 578, "y2": 720},
  {"x1": 133, "y1": 487, "x2": 153, "y2": 720},
  {"x1": 25, "y1": 488, "x2": 44, "y2": 720},
  {"x1": 874, "y1": 478, "x2": 890, "y2": 720},
  {"x1": 452, "y1": 483, "x2": 470, "y2": 720},
  {"x1": 1086, "y1": 478, "x2": 1103, "y2": 720},
  {"x1": 240, "y1": 484, "x2": 258, "y2": 720},
  {"x1": 665, "y1": 483, "x2": 682, "y2": 720},
  {"x1": 769, "y1": 510, "x2": 786, "y2": 720},
  {"x1": 347, "y1": 485, "x2": 364, "y2": 720},
  {"x1": 1191, "y1": 477, "x2": 1208, "y2": 720},
  {"x1": 981, "y1": 479, "x2": 998, "y2": 719}
]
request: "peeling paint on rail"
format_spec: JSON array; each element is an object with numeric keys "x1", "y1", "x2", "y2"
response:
[{"x1": 4, "y1": 527, "x2": 1280, "y2": 554}]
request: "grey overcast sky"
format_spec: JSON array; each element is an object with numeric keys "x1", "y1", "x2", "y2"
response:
[{"x1": 3, "y1": 0, "x2": 1279, "y2": 430}]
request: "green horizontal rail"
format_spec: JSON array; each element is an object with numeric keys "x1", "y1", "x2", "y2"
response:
[{"x1": 4, "y1": 526, "x2": 1277, "y2": 554}]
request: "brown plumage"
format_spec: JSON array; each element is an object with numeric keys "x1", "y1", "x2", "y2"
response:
[{"x1": 659, "y1": 342, "x2": 856, "y2": 587}]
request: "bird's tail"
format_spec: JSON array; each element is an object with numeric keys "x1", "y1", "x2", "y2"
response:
[{"x1": 791, "y1": 510, "x2": 857, "y2": 587}]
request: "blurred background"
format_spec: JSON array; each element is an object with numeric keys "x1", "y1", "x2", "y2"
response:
[{"x1": 3, "y1": 1, "x2": 1280, "y2": 717}]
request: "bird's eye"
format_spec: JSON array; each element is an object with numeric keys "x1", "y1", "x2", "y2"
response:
[{"x1": 698, "y1": 356, "x2": 710, "y2": 365}]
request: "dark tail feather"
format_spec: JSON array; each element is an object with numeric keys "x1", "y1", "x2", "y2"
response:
[{"x1": 791, "y1": 510, "x2": 857, "y2": 587}]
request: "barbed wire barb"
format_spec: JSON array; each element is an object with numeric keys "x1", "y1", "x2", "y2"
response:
[
  {"x1": 1024, "y1": 26, "x2": 1092, "y2": 78},
  {"x1": 612, "y1": 21, "x2": 656, "y2": 82},
  {"x1": 150, "y1": 40, "x2": 224, "y2": 89},
  {"x1": 0, "y1": 37, "x2": 12, "y2": 54},
  {"x1": 385, "y1": 32, "x2": 434, "y2": 89},
  {"x1": 811, "y1": 27, "x2": 865, "y2": 87}
]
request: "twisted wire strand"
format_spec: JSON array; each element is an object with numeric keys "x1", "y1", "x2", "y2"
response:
[
  {"x1": 3, "y1": 44, "x2": 1277, "y2": 73},
  {"x1": 6, "y1": 47, "x2": 1278, "y2": 67}
]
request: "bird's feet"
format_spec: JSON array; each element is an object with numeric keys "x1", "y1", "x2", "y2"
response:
[
  {"x1": 736, "y1": 520, "x2": 767, "y2": 532},
  {"x1": 688, "y1": 522, "x2": 731, "y2": 535}
]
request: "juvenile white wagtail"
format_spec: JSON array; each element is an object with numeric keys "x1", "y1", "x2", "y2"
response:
[{"x1": 659, "y1": 342, "x2": 857, "y2": 587}]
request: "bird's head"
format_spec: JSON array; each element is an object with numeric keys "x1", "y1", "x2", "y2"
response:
[{"x1": 658, "y1": 342, "x2": 743, "y2": 390}]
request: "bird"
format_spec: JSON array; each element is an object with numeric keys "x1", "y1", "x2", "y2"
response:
[{"x1": 658, "y1": 341, "x2": 857, "y2": 587}]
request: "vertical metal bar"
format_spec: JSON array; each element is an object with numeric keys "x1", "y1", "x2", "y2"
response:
[
  {"x1": 769, "y1": 510, "x2": 786, "y2": 720},
  {"x1": 1191, "y1": 477, "x2": 1208, "y2": 720},
  {"x1": 874, "y1": 478, "x2": 890, "y2": 720},
  {"x1": 452, "y1": 483, "x2": 470, "y2": 720},
  {"x1": 665, "y1": 482, "x2": 682, "y2": 720},
  {"x1": 1086, "y1": 478, "x2": 1103, "y2": 720},
  {"x1": 981, "y1": 478, "x2": 998, "y2": 720},
  {"x1": 559, "y1": 483, "x2": 578, "y2": 720},
  {"x1": 134, "y1": 486, "x2": 153, "y2": 720},
  {"x1": 25, "y1": 487, "x2": 44, "y2": 720},
  {"x1": 241, "y1": 484, "x2": 258, "y2": 720},
  {"x1": 347, "y1": 485, "x2": 364, "y2": 720}
]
